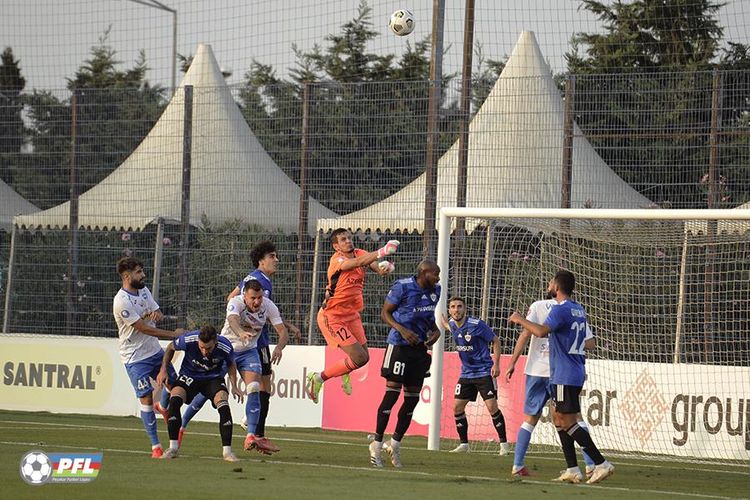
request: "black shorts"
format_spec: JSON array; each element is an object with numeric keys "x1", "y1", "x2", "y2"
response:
[
  {"x1": 174, "y1": 374, "x2": 228, "y2": 406},
  {"x1": 549, "y1": 384, "x2": 582, "y2": 414},
  {"x1": 381, "y1": 344, "x2": 431, "y2": 386},
  {"x1": 258, "y1": 345, "x2": 273, "y2": 376},
  {"x1": 454, "y1": 376, "x2": 498, "y2": 401}
]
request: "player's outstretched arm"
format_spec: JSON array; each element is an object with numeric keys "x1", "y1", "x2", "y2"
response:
[
  {"x1": 227, "y1": 361, "x2": 243, "y2": 403},
  {"x1": 156, "y1": 343, "x2": 176, "y2": 387},
  {"x1": 271, "y1": 323, "x2": 289, "y2": 364},
  {"x1": 340, "y1": 240, "x2": 400, "y2": 272},
  {"x1": 505, "y1": 329, "x2": 532, "y2": 382},
  {"x1": 132, "y1": 318, "x2": 182, "y2": 340},
  {"x1": 226, "y1": 286, "x2": 241, "y2": 302},
  {"x1": 508, "y1": 311, "x2": 550, "y2": 338}
]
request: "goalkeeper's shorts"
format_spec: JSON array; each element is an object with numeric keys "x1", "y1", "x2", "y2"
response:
[{"x1": 317, "y1": 308, "x2": 366, "y2": 347}]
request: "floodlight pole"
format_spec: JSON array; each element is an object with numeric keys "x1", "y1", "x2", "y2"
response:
[{"x1": 126, "y1": 0, "x2": 177, "y2": 94}]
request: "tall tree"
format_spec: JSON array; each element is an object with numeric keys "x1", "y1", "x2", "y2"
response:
[
  {"x1": 566, "y1": 0, "x2": 750, "y2": 208},
  {"x1": 0, "y1": 47, "x2": 26, "y2": 185},
  {"x1": 21, "y1": 32, "x2": 166, "y2": 208},
  {"x1": 238, "y1": 0, "x2": 460, "y2": 215}
]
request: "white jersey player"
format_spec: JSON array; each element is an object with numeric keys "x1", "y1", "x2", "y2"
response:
[{"x1": 113, "y1": 256, "x2": 182, "y2": 458}]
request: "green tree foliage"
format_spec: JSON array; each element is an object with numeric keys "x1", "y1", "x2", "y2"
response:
[
  {"x1": 238, "y1": 0, "x2": 461, "y2": 215},
  {"x1": 0, "y1": 47, "x2": 26, "y2": 185},
  {"x1": 19, "y1": 31, "x2": 166, "y2": 208},
  {"x1": 567, "y1": 0, "x2": 750, "y2": 208}
]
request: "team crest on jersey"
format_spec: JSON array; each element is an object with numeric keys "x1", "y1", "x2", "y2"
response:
[
  {"x1": 228, "y1": 304, "x2": 236, "y2": 312},
  {"x1": 430, "y1": 293, "x2": 437, "y2": 302},
  {"x1": 121, "y1": 310, "x2": 130, "y2": 318},
  {"x1": 463, "y1": 334, "x2": 472, "y2": 342}
]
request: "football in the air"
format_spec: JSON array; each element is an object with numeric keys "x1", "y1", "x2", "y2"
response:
[{"x1": 389, "y1": 9, "x2": 415, "y2": 36}]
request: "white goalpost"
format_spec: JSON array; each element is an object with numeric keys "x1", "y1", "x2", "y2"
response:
[{"x1": 428, "y1": 207, "x2": 750, "y2": 462}]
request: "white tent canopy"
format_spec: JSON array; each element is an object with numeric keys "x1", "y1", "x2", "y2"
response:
[
  {"x1": 0, "y1": 180, "x2": 38, "y2": 231},
  {"x1": 14, "y1": 44, "x2": 335, "y2": 235},
  {"x1": 318, "y1": 31, "x2": 650, "y2": 233},
  {"x1": 684, "y1": 201, "x2": 750, "y2": 234}
]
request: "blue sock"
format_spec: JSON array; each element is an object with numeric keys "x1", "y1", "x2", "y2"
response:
[
  {"x1": 140, "y1": 404, "x2": 160, "y2": 446},
  {"x1": 513, "y1": 422, "x2": 535, "y2": 468},
  {"x1": 159, "y1": 387, "x2": 170, "y2": 409},
  {"x1": 181, "y1": 393, "x2": 207, "y2": 428},
  {"x1": 578, "y1": 421, "x2": 595, "y2": 468},
  {"x1": 245, "y1": 392, "x2": 260, "y2": 434}
]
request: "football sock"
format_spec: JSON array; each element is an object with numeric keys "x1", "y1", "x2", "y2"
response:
[
  {"x1": 514, "y1": 422, "x2": 535, "y2": 467},
  {"x1": 454, "y1": 412, "x2": 469, "y2": 443},
  {"x1": 491, "y1": 410, "x2": 507, "y2": 441},
  {"x1": 181, "y1": 393, "x2": 207, "y2": 429},
  {"x1": 321, "y1": 357, "x2": 358, "y2": 381},
  {"x1": 167, "y1": 396, "x2": 184, "y2": 441},
  {"x1": 256, "y1": 391, "x2": 271, "y2": 437},
  {"x1": 567, "y1": 423, "x2": 605, "y2": 465},
  {"x1": 392, "y1": 392, "x2": 420, "y2": 442},
  {"x1": 375, "y1": 387, "x2": 401, "y2": 441},
  {"x1": 577, "y1": 421, "x2": 596, "y2": 468},
  {"x1": 557, "y1": 426, "x2": 578, "y2": 468},
  {"x1": 217, "y1": 401, "x2": 233, "y2": 447},
  {"x1": 139, "y1": 404, "x2": 160, "y2": 446},
  {"x1": 245, "y1": 391, "x2": 261, "y2": 435},
  {"x1": 159, "y1": 387, "x2": 170, "y2": 409}
]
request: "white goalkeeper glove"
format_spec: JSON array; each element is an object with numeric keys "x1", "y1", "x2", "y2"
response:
[
  {"x1": 377, "y1": 240, "x2": 400, "y2": 258},
  {"x1": 378, "y1": 261, "x2": 395, "y2": 274}
]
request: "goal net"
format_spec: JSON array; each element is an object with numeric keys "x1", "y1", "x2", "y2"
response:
[{"x1": 429, "y1": 208, "x2": 750, "y2": 463}]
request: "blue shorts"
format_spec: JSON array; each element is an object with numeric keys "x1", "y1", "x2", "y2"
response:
[
  {"x1": 524, "y1": 375, "x2": 551, "y2": 416},
  {"x1": 235, "y1": 348, "x2": 261, "y2": 374},
  {"x1": 125, "y1": 350, "x2": 177, "y2": 398}
]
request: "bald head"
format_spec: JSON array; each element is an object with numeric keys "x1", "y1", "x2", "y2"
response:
[{"x1": 416, "y1": 260, "x2": 440, "y2": 288}]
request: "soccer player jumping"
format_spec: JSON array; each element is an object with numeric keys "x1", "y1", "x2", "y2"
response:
[{"x1": 306, "y1": 228, "x2": 398, "y2": 403}]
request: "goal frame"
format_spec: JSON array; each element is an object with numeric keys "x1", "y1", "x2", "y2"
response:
[{"x1": 429, "y1": 207, "x2": 750, "y2": 451}]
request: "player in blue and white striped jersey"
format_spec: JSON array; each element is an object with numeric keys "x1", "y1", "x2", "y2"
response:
[
  {"x1": 440, "y1": 297, "x2": 510, "y2": 456},
  {"x1": 509, "y1": 270, "x2": 614, "y2": 485}
]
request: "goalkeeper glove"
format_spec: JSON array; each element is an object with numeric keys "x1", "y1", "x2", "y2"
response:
[{"x1": 377, "y1": 240, "x2": 400, "y2": 258}]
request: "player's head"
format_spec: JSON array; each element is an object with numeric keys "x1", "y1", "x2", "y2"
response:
[
  {"x1": 197, "y1": 325, "x2": 218, "y2": 357},
  {"x1": 331, "y1": 228, "x2": 354, "y2": 253},
  {"x1": 117, "y1": 256, "x2": 146, "y2": 289},
  {"x1": 416, "y1": 260, "x2": 440, "y2": 288},
  {"x1": 549, "y1": 270, "x2": 575, "y2": 298},
  {"x1": 447, "y1": 296, "x2": 466, "y2": 321},
  {"x1": 251, "y1": 240, "x2": 278, "y2": 274},
  {"x1": 242, "y1": 278, "x2": 265, "y2": 312}
]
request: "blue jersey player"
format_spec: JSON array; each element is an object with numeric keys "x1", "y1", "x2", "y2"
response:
[
  {"x1": 157, "y1": 325, "x2": 243, "y2": 462},
  {"x1": 439, "y1": 297, "x2": 510, "y2": 456},
  {"x1": 369, "y1": 261, "x2": 441, "y2": 468},
  {"x1": 509, "y1": 270, "x2": 615, "y2": 484}
]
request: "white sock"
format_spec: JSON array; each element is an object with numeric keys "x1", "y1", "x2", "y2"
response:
[
  {"x1": 223, "y1": 446, "x2": 232, "y2": 455},
  {"x1": 170, "y1": 439, "x2": 179, "y2": 449}
]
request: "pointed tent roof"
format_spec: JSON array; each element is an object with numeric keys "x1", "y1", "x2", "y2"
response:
[
  {"x1": 0, "y1": 180, "x2": 38, "y2": 231},
  {"x1": 15, "y1": 44, "x2": 336, "y2": 234},
  {"x1": 318, "y1": 31, "x2": 650, "y2": 233}
]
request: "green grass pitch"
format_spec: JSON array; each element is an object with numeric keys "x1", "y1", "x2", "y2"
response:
[{"x1": 0, "y1": 410, "x2": 747, "y2": 499}]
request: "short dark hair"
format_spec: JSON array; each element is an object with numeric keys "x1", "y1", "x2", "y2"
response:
[
  {"x1": 242, "y1": 277, "x2": 263, "y2": 293},
  {"x1": 330, "y1": 228, "x2": 350, "y2": 245},
  {"x1": 448, "y1": 296, "x2": 465, "y2": 305},
  {"x1": 117, "y1": 256, "x2": 143, "y2": 276},
  {"x1": 554, "y1": 270, "x2": 576, "y2": 295},
  {"x1": 250, "y1": 240, "x2": 276, "y2": 268},
  {"x1": 198, "y1": 325, "x2": 217, "y2": 343}
]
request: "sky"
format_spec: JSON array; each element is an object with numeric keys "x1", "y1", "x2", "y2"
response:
[{"x1": 3, "y1": 0, "x2": 750, "y2": 93}]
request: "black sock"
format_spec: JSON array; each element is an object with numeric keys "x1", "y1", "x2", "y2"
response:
[
  {"x1": 392, "y1": 393, "x2": 420, "y2": 442},
  {"x1": 217, "y1": 401, "x2": 233, "y2": 447},
  {"x1": 256, "y1": 391, "x2": 271, "y2": 437},
  {"x1": 568, "y1": 423, "x2": 605, "y2": 465},
  {"x1": 167, "y1": 396, "x2": 183, "y2": 441},
  {"x1": 375, "y1": 388, "x2": 400, "y2": 442},
  {"x1": 557, "y1": 426, "x2": 578, "y2": 468},
  {"x1": 491, "y1": 410, "x2": 507, "y2": 442},
  {"x1": 455, "y1": 412, "x2": 469, "y2": 443}
]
